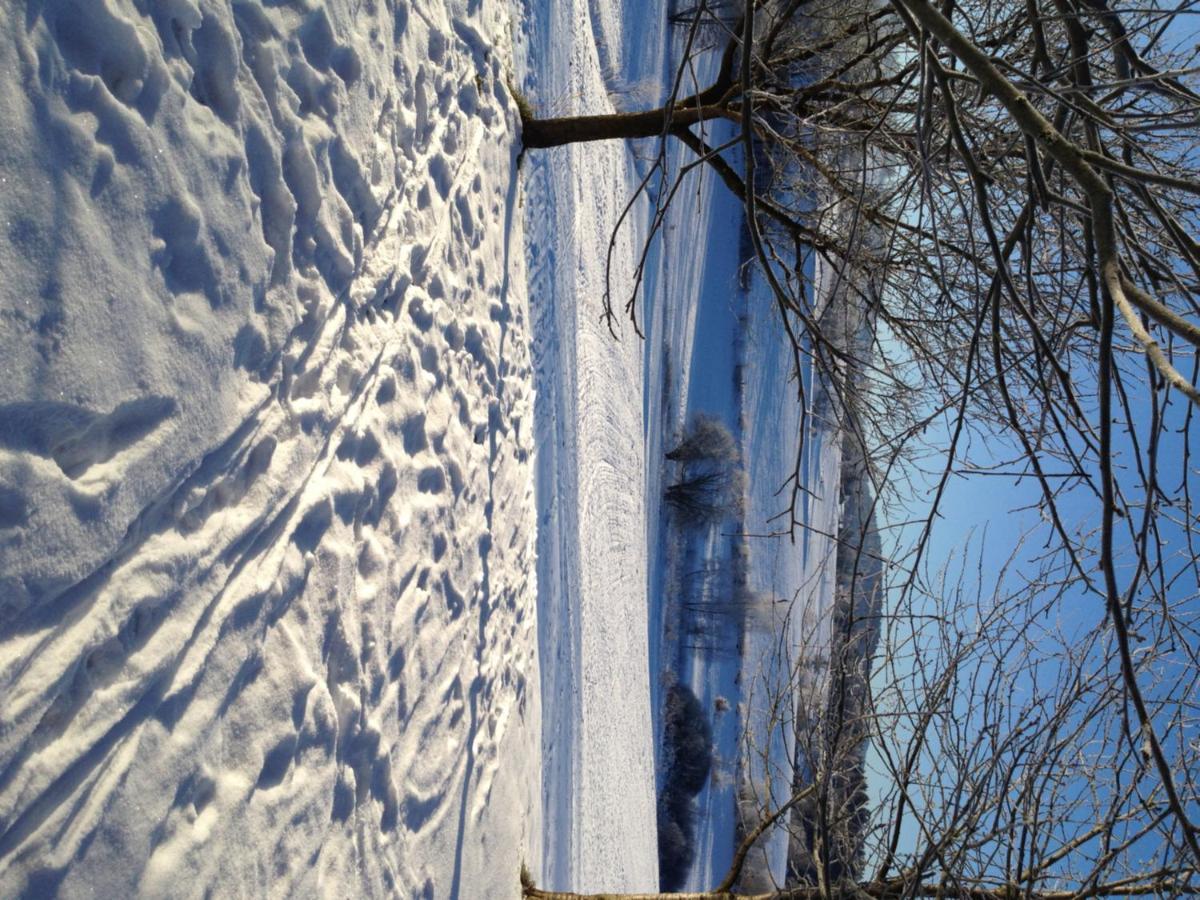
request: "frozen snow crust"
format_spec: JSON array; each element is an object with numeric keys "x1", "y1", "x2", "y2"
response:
[{"x1": 0, "y1": 0, "x2": 541, "y2": 895}]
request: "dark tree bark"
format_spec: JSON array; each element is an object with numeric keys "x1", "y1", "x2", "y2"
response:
[{"x1": 520, "y1": 104, "x2": 731, "y2": 149}]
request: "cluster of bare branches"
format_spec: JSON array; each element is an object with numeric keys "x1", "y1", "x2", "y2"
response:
[{"x1": 520, "y1": 0, "x2": 1200, "y2": 896}]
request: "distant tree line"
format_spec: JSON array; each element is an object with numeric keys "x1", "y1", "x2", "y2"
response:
[{"x1": 657, "y1": 682, "x2": 715, "y2": 891}]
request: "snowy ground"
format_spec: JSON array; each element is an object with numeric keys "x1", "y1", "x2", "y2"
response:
[
  {"x1": 641, "y1": 99, "x2": 846, "y2": 892},
  {"x1": 516, "y1": 0, "x2": 664, "y2": 891},
  {"x1": 0, "y1": 1, "x2": 542, "y2": 895}
]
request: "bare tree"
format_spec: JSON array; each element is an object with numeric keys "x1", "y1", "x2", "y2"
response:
[
  {"x1": 666, "y1": 468, "x2": 747, "y2": 525},
  {"x1": 522, "y1": 512, "x2": 1200, "y2": 900},
  {"x1": 518, "y1": 0, "x2": 1200, "y2": 895}
]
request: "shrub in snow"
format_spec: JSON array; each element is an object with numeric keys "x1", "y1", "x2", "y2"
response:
[
  {"x1": 666, "y1": 413, "x2": 737, "y2": 464},
  {"x1": 663, "y1": 684, "x2": 713, "y2": 793},
  {"x1": 657, "y1": 787, "x2": 695, "y2": 892},
  {"x1": 739, "y1": 588, "x2": 776, "y2": 634},
  {"x1": 664, "y1": 414, "x2": 744, "y2": 526}
]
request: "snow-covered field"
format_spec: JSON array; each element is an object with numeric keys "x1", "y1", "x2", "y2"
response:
[
  {"x1": 632, "y1": 53, "x2": 848, "y2": 883},
  {"x1": 646, "y1": 194, "x2": 845, "y2": 891},
  {"x1": 515, "y1": 0, "x2": 664, "y2": 892}
]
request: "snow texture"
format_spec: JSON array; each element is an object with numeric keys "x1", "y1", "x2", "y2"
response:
[
  {"x1": 1, "y1": 0, "x2": 682, "y2": 894},
  {"x1": 0, "y1": 1, "x2": 543, "y2": 896},
  {"x1": 516, "y1": 0, "x2": 664, "y2": 892}
]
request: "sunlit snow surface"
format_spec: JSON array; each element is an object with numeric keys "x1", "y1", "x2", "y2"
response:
[
  {"x1": 517, "y1": 0, "x2": 663, "y2": 891},
  {"x1": 0, "y1": 1, "x2": 542, "y2": 895}
]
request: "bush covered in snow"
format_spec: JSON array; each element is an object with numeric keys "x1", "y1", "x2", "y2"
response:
[
  {"x1": 657, "y1": 784, "x2": 695, "y2": 891},
  {"x1": 666, "y1": 413, "x2": 738, "y2": 464}
]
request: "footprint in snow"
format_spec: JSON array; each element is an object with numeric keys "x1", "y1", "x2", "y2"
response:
[{"x1": 0, "y1": 396, "x2": 176, "y2": 478}]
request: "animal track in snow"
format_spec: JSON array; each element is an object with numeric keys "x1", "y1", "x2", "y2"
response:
[
  {"x1": 292, "y1": 498, "x2": 333, "y2": 552},
  {"x1": 336, "y1": 429, "x2": 381, "y2": 466},
  {"x1": 416, "y1": 466, "x2": 445, "y2": 494},
  {"x1": 0, "y1": 484, "x2": 29, "y2": 531},
  {"x1": 419, "y1": 344, "x2": 440, "y2": 377},
  {"x1": 179, "y1": 435, "x2": 277, "y2": 534},
  {"x1": 44, "y1": 0, "x2": 149, "y2": 107},
  {"x1": 454, "y1": 192, "x2": 475, "y2": 241},
  {"x1": 400, "y1": 414, "x2": 428, "y2": 455},
  {"x1": 189, "y1": 13, "x2": 240, "y2": 122},
  {"x1": 429, "y1": 155, "x2": 451, "y2": 199},
  {"x1": 331, "y1": 138, "x2": 381, "y2": 235},
  {"x1": 0, "y1": 396, "x2": 177, "y2": 479},
  {"x1": 152, "y1": 198, "x2": 218, "y2": 303},
  {"x1": 0, "y1": 0, "x2": 539, "y2": 894}
]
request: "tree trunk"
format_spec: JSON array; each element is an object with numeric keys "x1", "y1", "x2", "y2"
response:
[
  {"x1": 520, "y1": 104, "x2": 731, "y2": 149},
  {"x1": 523, "y1": 891, "x2": 728, "y2": 900}
]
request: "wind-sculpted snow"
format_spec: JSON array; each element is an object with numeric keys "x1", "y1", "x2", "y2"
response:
[{"x1": 0, "y1": 1, "x2": 539, "y2": 895}]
